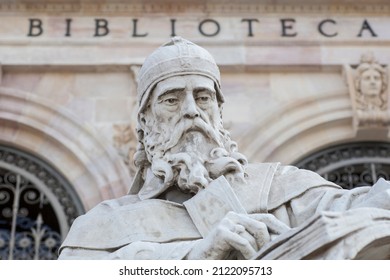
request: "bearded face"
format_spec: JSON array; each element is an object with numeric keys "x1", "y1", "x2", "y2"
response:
[{"x1": 136, "y1": 75, "x2": 247, "y2": 196}]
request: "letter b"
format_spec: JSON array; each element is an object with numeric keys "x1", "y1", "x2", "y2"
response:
[
  {"x1": 94, "y1": 19, "x2": 109, "y2": 37},
  {"x1": 27, "y1": 19, "x2": 43, "y2": 37}
]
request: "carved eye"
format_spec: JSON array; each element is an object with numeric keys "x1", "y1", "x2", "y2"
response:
[
  {"x1": 196, "y1": 94, "x2": 211, "y2": 104},
  {"x1": 164, "y1": 97, "x2": 179, "y2": 105}
]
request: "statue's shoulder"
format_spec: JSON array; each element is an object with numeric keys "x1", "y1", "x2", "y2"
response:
[
  {"x1": 237, "y1": 162, "x2": 340, "y2": 211},
  {"x1": 84, "y1": 194, "x2": 142, "y2": 215},
  {"x1": 244, "y1": 162, "x2": 281, "y2": 175},
  {"x1": 244, "y1": 162, "x2": 318, "y2": 178},
  {"x1": 87, "y1": 194, "x2": 186, "y2": 216},
  {"x1": 265, "y1": 163, "x2": 341, "y2": 210}
]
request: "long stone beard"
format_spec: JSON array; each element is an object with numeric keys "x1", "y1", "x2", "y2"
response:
[{"x1": 142, "y1": 117, "x2": 247, "y2": 195}]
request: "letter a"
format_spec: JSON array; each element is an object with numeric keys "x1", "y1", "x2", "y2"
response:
[{"x1": 357, "y1": 19, "x2": 378, "y2": 37}]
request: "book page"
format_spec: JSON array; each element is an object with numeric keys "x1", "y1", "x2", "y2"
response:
[{"x1": 183, "y1": 176, "x2": 247, "y2": 237}]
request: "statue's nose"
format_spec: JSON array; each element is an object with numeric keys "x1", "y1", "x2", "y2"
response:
[{"x1": 182, "y1": 93, "x2": 200, "y2": 119}]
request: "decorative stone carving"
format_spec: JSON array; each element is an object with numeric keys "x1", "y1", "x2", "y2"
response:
[
  {"x1": 59, "y1": 37, "x2": 390, "y2": 260},
  {"x1": 112, "y1": 65, "x2": 140, "y2": 176},
  {"x1": 344, "y1": 52, "x2": 390, "y2": 131},
  {"x1": 112, "y1": 123, "x2": 137, "y2": 176}
]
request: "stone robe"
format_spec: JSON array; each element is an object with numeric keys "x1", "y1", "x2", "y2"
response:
[{"x1": 58, "y1": 163, "x2": 390, "y2": 259}]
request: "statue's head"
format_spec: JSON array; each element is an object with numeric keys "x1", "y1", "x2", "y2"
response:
[
  {"x1": 133, "y1": 37, "x2": 247, "y2": 199},
  {"x1": 355, "y1": 53, "x2": 387, "y2": 100},
  {"x1": 137, "y1": 37, "x2": 224, "y2": 115}
]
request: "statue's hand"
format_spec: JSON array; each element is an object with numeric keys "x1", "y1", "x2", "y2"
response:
[
  {"x1": 185, "y1": 212, "x2": 289, "y2": 260},
  {"x1": 249, "y1": 213, "x2": 291, "y2": 240}
]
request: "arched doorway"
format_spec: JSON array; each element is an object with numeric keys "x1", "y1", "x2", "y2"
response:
[
  {"x1": 294, "y1": 142, "x2": 390, "y2": 189},
  {"x1": 0, "y1": 144, "x2": 85, "y2": 259}
]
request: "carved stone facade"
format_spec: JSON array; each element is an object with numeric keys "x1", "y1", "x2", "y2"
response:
[{"x1": 1, "y1": 0, "x2": 390, "y2": 259}]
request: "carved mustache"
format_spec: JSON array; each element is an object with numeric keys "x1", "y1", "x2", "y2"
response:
[{"x1": 163, "y1": 118, "x2": 224, "y2": 152}]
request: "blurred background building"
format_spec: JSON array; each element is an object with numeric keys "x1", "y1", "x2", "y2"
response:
[{"x1": 1, "y1": 0, "x2": 390, "y2": 259}]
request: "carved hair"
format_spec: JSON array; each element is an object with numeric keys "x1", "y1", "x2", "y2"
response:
[
  {"x1": 355, "y1": 62, "x2": 388, "y2": 93},
  {"x1": 353, "y1": 53, "x2": 388, "y2": 110},
  {"x1": 354, "y1": 53, "x2": 387, "y2": 94},
  {"x1": 133, "y1": 104, "x2": 248, "y2": 195}
]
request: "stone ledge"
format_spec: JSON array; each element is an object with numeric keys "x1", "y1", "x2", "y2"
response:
[{"x1": 0, "y1": 1, "x2": 389, "y2": 15}]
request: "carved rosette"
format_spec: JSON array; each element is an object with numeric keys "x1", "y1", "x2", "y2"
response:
[{"x1": 344, "y1": 53, "x2": 390, "y2": 132}]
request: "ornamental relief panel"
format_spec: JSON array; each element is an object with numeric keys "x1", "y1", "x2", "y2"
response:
[
  {"x1": 112, "y1": 123, "x2": 137, "y2": 177},
  {"x1": 343, "y1": 53, "x2": 390, "y2": 132}
]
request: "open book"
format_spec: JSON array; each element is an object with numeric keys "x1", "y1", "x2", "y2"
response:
[
  {"x1": 184, "y1": 176, "x2": 390, "y2": 259},
  {"x1": 183, "y1": 176, "x2": 247, "y2": 237},
  {"x1": 254, "y1": 207, "x2": 390, "y2": 259}
]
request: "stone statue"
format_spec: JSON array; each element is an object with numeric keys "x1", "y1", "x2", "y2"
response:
[{"x1": 58, "y1": 37, "x2": 390, "y2": 260}]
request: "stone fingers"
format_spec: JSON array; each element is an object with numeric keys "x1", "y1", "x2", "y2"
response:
[
  {"x1": 224, "y1": 212, "x2": 271, "y2": 252},
  {"x1": 214, "y1": 212, "x2": 289, "y2": 259},
  {"x1": 249, "y1": 213, "x2": 290, "y2": 234},
  {"x1": 221, "y1": 226, "x2": 258, "y2": 260}
]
